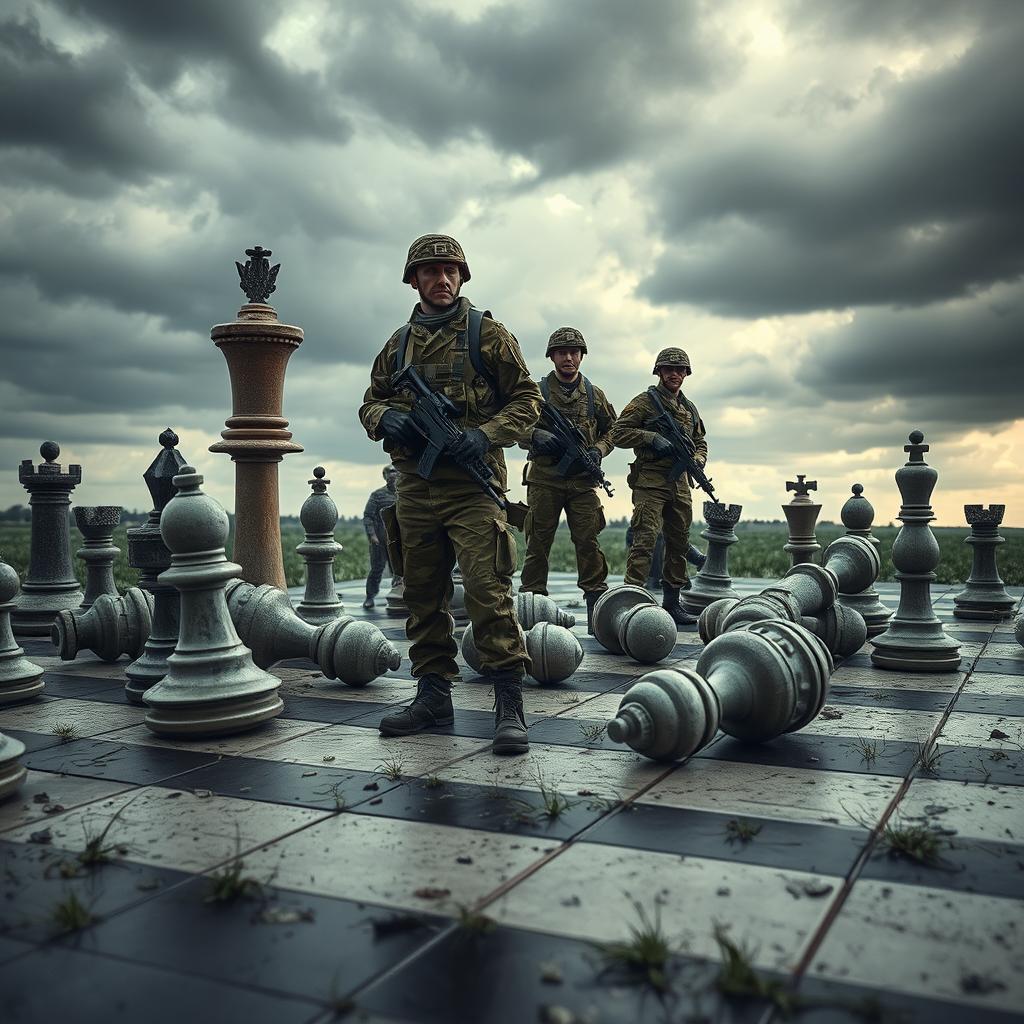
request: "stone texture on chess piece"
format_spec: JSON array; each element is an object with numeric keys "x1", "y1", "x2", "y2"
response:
[
  {"x1": 0, "y1": 560, "x2": 44, "y2": 704},
  {"x1": 143, "y1": 467, "x2": 283, "y2": 737},
  {"x1": 125, "y1": 429, "x2": 186, "y2": 705},
  {"x1": 871, "y1": 431, "x2": 961, "y2": 672},
  {"x1": 462, "y1": 621, "x2": 583, "y2": 684},
  {"x1": 783, "y1": 474, "x2": 822, "y2": 567},
  {"x1": 515, "y1": 592, "x2": 576, "y2": 629},
  {"x1": 295, "y1": 467, "x2": 344, "y2": 625},
  {"x1": 52, "y1": 589, "x2": 153, "y2": 663},
  {"x1": 953, "y1": 505, "x2": 1015, "y2": 621},
  {"x1": 225, "y1": 579, "x2": 400, "y2": 686},
  {"x1": 1014, "y1": 614, "x2": 1024, "y2": 648},
  {"x1": 0, "y1": 731, "x2": 27, "y2": 801},
  {"x1": 11, "y1": 442, "x2": 84, "y2": 636},
  {"x1": 74, "y1": 506, "x2": 122, "y2": 611},
  {"x1": 836, "y1": 484, "x2": 891, "y2": 637},
  {"x1": 450, "y1": 566, "x2": 469, "y2": 625},
  {"x1": 683, "y1": 502, "x2": 742, "y2": 615},
  {"x1": 607, "y1": 619, "x2": 831, "y2": 763},
  {"x1": 209, "y1": 246, "x2": 303, "y2": 590},
  {"x1": 593, "y1": 586, "x2": 677, "y2": 664}
]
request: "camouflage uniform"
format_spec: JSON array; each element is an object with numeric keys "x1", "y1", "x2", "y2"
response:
[{"x1": 362, "y1": 470, "x2": 397, "y2": 603}]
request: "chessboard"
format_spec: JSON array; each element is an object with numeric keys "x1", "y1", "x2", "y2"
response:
[{"x1": 1, "y1": 572, "x2": 1021, "y2": 1024}]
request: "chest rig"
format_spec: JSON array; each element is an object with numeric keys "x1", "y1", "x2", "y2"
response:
[
  {"x1": 539, "y1": 375, "x2": 596, "y2": 426},
  {"x1": 393, "y1": 308, "x2": 495, "y2": 396},
  {"x1": 646, "y1": 385, "x2": 698, "y2": 437}
]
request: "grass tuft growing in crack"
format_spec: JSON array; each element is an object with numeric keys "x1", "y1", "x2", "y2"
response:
[
  {"x1": 51, "y1": 890, "x2": 94, "y2": 933},
  {"x1": 53, "y1": 721, "x2": 78, "y2": 744},
  {"x1": 593, "y1": 900, "x2": 681, "y2": 994},
  {"x1": 724, "y1": 819, "x2": 761, "y2": 845},
  {"x1": 374, "y1": 756, "x2": 404, "y2": 782}
]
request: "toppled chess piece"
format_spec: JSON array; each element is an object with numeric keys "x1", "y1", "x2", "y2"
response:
[
  {"x1": 450, "y1": 566, "x2": 469, "y2": 625},
  {"x1": 52, "y1": 589, "x2": 154, "y2": 663},
  {"x1": 462, "y1": 621, "x2": 583, "y2": 684},
  {"x1": 836, "y1": 484, "x2": 891, "y2": 637},
  {"x1": 783, "y1": 474, "x2": 821, "y2": 567},
  {"x1": 871, "y1": 431, "x2": 961, "y2": 672},
  {"x1": 225, "y1": 580, "x2": 400, "y2": 686},
  {"x1": 953, "y1": 505, "x2": 1015, "y2": 621},
  {"x1": 74, "y1": 506, "x2": 122, "y2": 611},
  {"x1": 593, "y1": 585, "x2": 677, "y2": 664},
  {"x1": 1014, "y1": 614, "x2": 1024, "y2": 648},
  {"x1": 516, "y1": 592, "x2": 576, "y2": 629},
  {"x1": 11, "y1": 442, "x2": 84, "y2": 636},
  {"x1": 143, "y1": 467, "x2": 283, "y2": 737},
  {"x1": 0, "y1": 731, "x2": 27, "y2": 801},
  {"x1": 295, "y1": 467, "x2": 345, "y2": 625},
  {"x1": 0, "y1": 560, "x2": 44, "y2": 704},
  {"x1": 683, "y1": 501, "x2": 742, "y2": 615},
  {"x1": 607, "y1": 619, "x2": 831, "y2": 762}
]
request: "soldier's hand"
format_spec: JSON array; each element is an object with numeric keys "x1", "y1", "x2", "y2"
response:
[
  {"x1": 586, "y1": 447, "x2": 603, "y2": 466},
  {"x1": 370, "y1": 536, "x2": 380, "y2": 545},
  {"x1": 531, "y1": 429, "x2": 561, "y2": 455},
  {"x1": 451, "y1": 427, "x2": 489, "y2": 460},
  {"x1": 650, "y1": 435, "x2": 674, "y2": 456},
  {"x1": 379, "y1": 409, "x2": 419, "y2": 446}
]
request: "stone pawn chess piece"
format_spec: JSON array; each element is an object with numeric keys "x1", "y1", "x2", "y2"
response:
[
  {"x1": 74, "y1": 506, "x2": 122, "y2": 611},
  {"x1": 450, "y1": 566, "x2": 469, "y2": 625},
  {"x1": 593, "y1": 586, "x2": 678, "y2": 664},
  {"x1": 783, "y1": 474, "x2": 821, "y2": 567},
  {"x1": 0, "y1": 560, "x2": 44, "y2": 704},
  {"x1": 953, "y1": 505, "x2": 1015, "y2": 620},
  {"x1": 515, "y1": 592, "x2": 576, "y2": 629},
  {"x1": 52, "y1": 589, "x2": 154, "y2": 663},
  {"x1": 125, "y1": 429, "x2": 186, "y2": 704},
  {"x1": 836, "y1": 484, "x2": 891, "y2": 637},
  {"x1": 682, "y1": 502, "x2": 742, "y2": 615},
  {"x1": 462, "y1": 621, "x2": 583, "y2": 684},
  {"x1": 143, "y1": 467, "x2": 283, "y2": 737},
  {"x1": 871, "y1": 431, "x2": 961, "y2": 672},
  {"x1": 10, "y1": 442, "x2": 84, "y2": 636},
  {"x1": 0, "y1": 731, "x2": 27, "y2": 800},
  {"x1": 295, "y1": 467, "x2": 344, "y2": 625},
  {"x1": 607, "y1": 619, "x2": 831, "y2": 762},
  {"x1": 225, "y1": 580, "x2": 400, "y2": 686}
]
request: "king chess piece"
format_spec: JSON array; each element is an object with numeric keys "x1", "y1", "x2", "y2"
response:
[
  {"x1": 683, "y1": 502, "x2": 742, "y2": 615},
  {"x1": 143, "y1": 467, "x2": 283, "y2": 737},
  {"x1": 10, "y1": 442, "x2": 84, "y2": 636},
  {"x1": 953, "y1": 505, "x2": 1015, "y2": 620},
  {"x1": 295, "y1": 467, "x2": 344, "y2": 625},
  {"x1": 871, "y1": 431, "x2": 961, "y2": 671},
  {"x1": 783, "y1": 474, "x2": 821, "y2": 567},
  {"x1": 0, "y1": 559, "x2": 44, "y2": 704},
  {"x1": 836, "y1": 484, "x2": 891, "y2": 637},
  {"x1": 74, "y1": 506, "x2": 122, "y2": 611}
]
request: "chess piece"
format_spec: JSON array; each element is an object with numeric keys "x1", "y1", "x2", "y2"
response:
[
  {"x1": 52, "y1": 589, "x2": 154, "y2": 663},
  {"x1": 593, "y1": 586, "x2": 677, "y2": 664},
  {"x1": 209, "y1": 246, "x2": 303, "y2": 589},
  {"x1": 225, "y1": 580, "x2": 400, "y2": 686},
  {"x1": 10, "y1": 442, "x2": 84, "y2": 636},
  {"x1": 143, "y1": 467, "x2": 283, "y2": 737},
  {"x1": 450, "y1": 566, "x2": 469, "y2": 625},
  {"x1": 515, "y1": 592, "x2": 576, "y2": 629},
  {"x1": 783, "y1": 475, "x2": 821, "y2": 567},
  {"x1": 871, "y1": 431, "x2": 961, "y2": 671},
  {"x1": 683, "y1": 502, "x2": 742, "y2": 614},
  {"x1": 0, "y1": 560, "x2": 44, "y2": 704},
  {"x1": 953, "y1": 505, "x2": 1015, "y2": 620},
  {"x1": 125, "y1": 429, "x2": 187, "y2": 704},
  {"x1": 295, "y1": 467, "x2": 344, "y2": 625},
  {"x1": 0, "y1": 731, "x2": 27, "y2": 800},
  {"x1": 462, "y1": 621, "x2": 583, "y2": 684},
  {"x1": 607, "y1": 619, "x2": 831, "y2": 763},
  {"x1": 836, "y1": 484, "x2": 891, "y2": 637},
  {"x1": 74, "y1": 506, "x2": 122, "y2": 611},
  {"x1": 1014, "y1": 614, "x2": 1024, "y2": 648},
  {"x1": 385, "y1": 576, "x2": 408, "y2": 618}
]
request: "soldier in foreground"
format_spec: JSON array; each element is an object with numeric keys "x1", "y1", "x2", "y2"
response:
[
  {"x1": 361, "y1": 466, "x2": 398, "y2": 609},
  {"x1": 358, "y1": 234, "x2": 541, "y2": 754},
  {"x1": 608, "y1": 347, "x2": 708, "y2": 626},
  {"x1": 520, "y1": 327, "x2": 616, "y2": 633}
]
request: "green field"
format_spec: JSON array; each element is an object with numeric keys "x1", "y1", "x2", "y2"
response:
[{"x1": 2, "y1": 519, "x2": 1021, "y2": 589}]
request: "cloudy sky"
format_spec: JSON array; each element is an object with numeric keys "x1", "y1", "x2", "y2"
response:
[{"x1": 1, "y1": 0, "x2": 1021, "y2": 533}]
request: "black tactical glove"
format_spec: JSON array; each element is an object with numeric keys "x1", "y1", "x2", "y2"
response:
[
  {"x1": 451, "y1": 427, "x2": 489, "y2": 461},
  {"x1": 379, "y1": 409, "x2": 420, "y2": 446},
  {"x1": 650, "y1": 435, "x2": 674, "y2": 457},
  {"x1": 531, "y1": 429, "x2": 561, "y2": 456},
  {"x1": 585, "y1": 447, "x2": 603, "y2": 466}
]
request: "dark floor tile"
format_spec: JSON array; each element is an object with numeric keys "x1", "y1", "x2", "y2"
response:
[
  {"x1": 0, "y1": 933, "x2": 33, "y2": 965},
  {"x1": 280, "y1": 694, "x2": 397, "y2": 725},
  {"x1": 346, "y1": 704, "x2": 497, "y2": 739},
  {"x1": 953, "y1": 692, "x2": 1024, "y2": 717},
  {"x1": 39, "y1": 673, "x2": 129, "y2": 702},
  {"x1": 923, "y1": 745, "x2": 1024, "y2": 786},
  {"x1": 528, "y1": 717, "x2": 624, "y2": 750},
  {"x1": 821, "y1": 685, "x2": 952, "y2": 713},
  {"x1": 3, "y1": 728, "x2": 76, "y2": 755},
  {"x1": 13, "y1": 638, "x2": 58, "y2": 658},
  {"x1": 23, "y1": 737, "x2": 221, "y2": 785},
  {"x1": 974, "y1": 657, "x2": 1024, "y2": 675}
]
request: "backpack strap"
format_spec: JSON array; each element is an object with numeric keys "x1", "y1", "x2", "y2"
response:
[
  {"x1": 394, "y1": 324, "x2": 413, "y2": 374},
  {"x1": 648, "y1": 385, "x2": 697, "y2": 436},
  {"x1": 539, "y1": 377, "x2": 551, "y2": 402},
  {"x1": 467, "y1": 307, "x2": 498, "y2": 392},
  {"x1": 582, "y1": 375, "x2": 595, "y2": 420}
]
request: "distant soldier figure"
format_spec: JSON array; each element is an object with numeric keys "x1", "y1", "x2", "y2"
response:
[
  {"x1": 362, "y1": 466, "x2": 399, "y2": 609},
  {"x1": 520, "y1": 327, "x2": 617, "y2": 633},
  {"x1": 608, "y1": 347, "x2": 708, "y2": 626}
]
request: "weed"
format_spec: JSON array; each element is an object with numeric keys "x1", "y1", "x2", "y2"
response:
[
  {"x1": 53, "y1": 721, "x2": 77, "y2": 744},
  {"x1": 579, "y1": 721, "x2": 607, "y2": 744},
  {"x1": 51, "y1": 890, "x2": 94, "y2": 933},
  {"x1": 724, "y1": 819, "x2": 762, "y2": 845},
  {"x1": 424, "y1": 774, "x2": 444, "y2": 789},
  {"x1": 77, "y1": 799, "x2": 137, "y2": 867},
  {"x1": 204, "y1": 827, "x2": 273, "y2": 904},
  {"x1": 877, "y1": 822, "x2": 947, "y2": 868},
  {"x1": 849, "y1": 736, "x2": 880, "y2": 766},
  {"x1": 914, "y1": 738, "x2": 947, "y2": 777},
  {"x1": 374, "y1": 756, "x2": 404, "y2": 782},
  {"x1": 313, "y1": 781, "x2": 347, "y2": 812},
  {"x1": 712, "y1": 923, "x2": 796, "y2": 1014},
  {"x1": 456, "y1": 904, "x2": 496, "y2": 935},
  {"x1": 593, "y1": 900, "x2": 680, "y2": 993},
  {"x1": 507, "y1": 772, "x2": 575, "y2": 824}
]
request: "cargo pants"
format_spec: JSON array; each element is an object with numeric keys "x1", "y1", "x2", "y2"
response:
[{"x1": 624, "y1": 479, "x2": 693, "y2": 589}]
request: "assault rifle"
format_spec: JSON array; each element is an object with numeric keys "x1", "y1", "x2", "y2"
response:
[
  {"x1": 390, "y1": 364, "x2": 506, "y2": 510},
  {"x1": 537, "y1": 402, "x2": 614, "y2": 498},
  {"x1": 647, "y1": 397, "x2": 719, "y2": 503}
]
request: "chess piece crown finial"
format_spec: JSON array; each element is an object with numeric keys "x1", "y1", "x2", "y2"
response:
[
  {"x1": 786, "y1": 474, "x2": 818, "y2": 502},
  {"x1": 235, "y1": 245, "x2": 280, "y2": 305},
  {"x1": 159, "y1": 427, "x2": 179, "y2": 449},
  {"x1": 40, "y1": 441, "x2": 59, "y2": 463}
]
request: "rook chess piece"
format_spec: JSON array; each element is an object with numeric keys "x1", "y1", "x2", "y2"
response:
[
  {"x1": 593, "y1": 586, "x2": 677, "y2": 664},
  {"x1": 871, "y1": 431, "x2": 961, "y2": 671},
  {"x1": 683, "y1": 502, "x2": 742, "y2": 614},
  {"x1": 783, "y1": 475, "x2": 821, "y2": 567},
  {"x1": 953, "y1": 505, "x2": 1015, "y2": 620},
  {"x1": 0, "y1": 731, "x2": 27, "y2": 800},
  {"x1": 10, "y1": 442, "x2": 84, "y2": 636},
  {"x1": 836, "y1": 484, "x2": 891, "y2": 636},
  {"x1": 52, "y1": 589, "x2": 153, "y2": 663},
  {"x1": 295, "y1": 467, "x2": 344, "y2": 625},
  {"x1": 74, "y1": 506, "x2": 122, "y2": 610},
  {"x1": 143, "y1": 467, "x2": 283, "y2": 737},
  {"x1": 0, "y1": 559, "x2": 44, "y2": 704}
]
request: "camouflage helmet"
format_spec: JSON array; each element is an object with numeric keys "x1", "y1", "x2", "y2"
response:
[
  {"x1": 652, "y1": 347, "x2": 692, "y2": 374},
  {"x1": 402, "y1": 234, "x2": 471, "y2": 284},
  {"x1": 545, "y1": 326, "x2": 587, "y2": 356}
]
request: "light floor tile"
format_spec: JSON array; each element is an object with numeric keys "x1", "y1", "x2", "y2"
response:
[
  {"x1": 963, "y1": 672, "x2": 1024, "y2": 697},
  {"x1": 451, "y1": 684, "x2": 604, "y2": 715},
  {"x1": 104, "y1": 718, "x2": 332, "y2": 756},
  {"x1": 895, "y1": 777, "x2": 1024, "y2": 843},
  {"x1": 810, "y1": 880, "x2": 1023, "y2": 1013},
  {"x1": 0, "y1": 771, "x2": 133, "y2": 834},
  {"x1": 44, "y1": 660, "x2": 131, "y2": 679},
  {"x1": 273, "y1": 667, "x2": 412, "y2": 704},
  {"x1": 800, "y1": 706, "x2": 941, "y2": 743},
  {"x1": 829, "y1": 666, "x2": 965, "y2": 692},
  {"x1": 550, "y1": 692, "x2": 623, "y2": 721},
  {"x1": 982, "y1": 643, "x2": 1024, "y2": 659},
  {"x1": 0, "y1": 697, "x2": 144, "y2": 737},
  {"x1": 937, "y1": 712, "x2": 1024, "y2": 750}
]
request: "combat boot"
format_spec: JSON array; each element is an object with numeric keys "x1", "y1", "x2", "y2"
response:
[
  {"x1": 662, "y1": 584, "x2": 698, "y2": 627},
  {"x1": 362, "y1": 596, "x2": 375, "y2": 609},
  {"x1": 491, "y1": 672, "x2": 529, "y2": 755},
  {"x1": 687, "y1": 543, "x2": 707, "y2": 571},
  {"x1": 379, "y1": 674, "x2": 454, "y2": 736},
  {"x1": 584, "y1": 591, "x2": 602, "y2": 635}
]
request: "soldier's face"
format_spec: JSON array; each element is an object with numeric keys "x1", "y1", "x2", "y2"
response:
[
  {"x1": 549, "y1": 347, "x2": 583, "y2": 381},
  {"x1": 411, "y1": 262, "x2": 461, "y2": 311},
  {"x1": 658, "y1": 366, "x2": 687, "y2": 393},
  {"x1": 385, "y1": 471, "x2": 398, "y2": 492}
]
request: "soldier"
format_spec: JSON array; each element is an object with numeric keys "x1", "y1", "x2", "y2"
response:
[
  {"x1": 358, "y1": 234, "x2": 542, "y2": 754},
  {"x1": 520, "y1": 327, "x2": 616, "y2": 633},
  {"x1": 608, "y1": 347, "x2": 708, "y2": 626},
  {"x1": 361, "y1": 466, "x2": 399, "y2": 609}
]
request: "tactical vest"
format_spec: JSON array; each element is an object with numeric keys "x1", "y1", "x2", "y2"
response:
[
  {"x1": 539, "y1": 375, "x2": 596, "y2": 422},
  {"x1": 646, "y1": 385, "x2": 699, "y2": 437}
]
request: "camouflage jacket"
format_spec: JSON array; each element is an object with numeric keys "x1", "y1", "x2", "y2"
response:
[
  {"x1": 358, "y1": 298, "x2": 542, "y2": 489},
  {"x1": 362, "y1": 485, "x2": 396, "y2": 542}
]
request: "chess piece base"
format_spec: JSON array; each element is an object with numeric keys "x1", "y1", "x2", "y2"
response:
[
  {"x1": 144, "y1": 691, "x2": 284, "y2": 738},
  {"x1": 0, "y1": 733, "x2": 27, "y2": 800},
  {"x1": 870, "y1": 626, "x2": 962, "y2": 672},
  {"x1": 10, "y1": 585, "x2": 84, "y2": 637}
]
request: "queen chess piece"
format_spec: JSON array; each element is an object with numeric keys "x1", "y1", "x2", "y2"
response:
[
  {"x1": 74, "y1": 506, "x2": 122, "y2": 611},
  {"x1": 0, "y1": 559, "x2": 44, "y2": 704},
  {"x1": 682, "y1": 502, "x2": 742, "y2": 615},
  {"x1": 783, "y1": 474, "x2": 821, "y2": 567},
  {"x1": 836, "y1": 484, "x2": 891, "y2": 637},
  {"x1": 953, "y1": 505, "x2": 1015, "y2": 620},
  {"x1": 295, "y1": 467, "x2": 345, "y2": 625}
]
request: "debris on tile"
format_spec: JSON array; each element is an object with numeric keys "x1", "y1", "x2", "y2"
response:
[
  {"x1": 539, "y1": 961, "x2": 564, "y2": 984},
  {"x1": 784, "y1": 879, "x2": 834, "y2": 900},
  {"x1": 28, "y1": 828, "x2": 52, "y2": 845},
  {"x1": 990, "y1": 729, "x2": 1009, "y2": 740},
  {"x1": 364, "y1": 782, "x2": 380, "y2": 791},
  {"x1": 413, "y1": 887, "x2": 451, "y2": 900},
  {"x1": 301, "y1": 770, "x2": 318, "y2": 777},
  {"x1": 456, "y1": 855, "x2": 474, "y2": 865},
  {"x1": 819, "y1": 707, "x2": 844, "y2": 720},
  {"x1": 192, "y1": 789, "x2": 213, "y2": 798},
  {"x1": 43, "y1": 804, "x2": 65, "y2": 815},
  {"x1": 32, "y1": 792, "x2": 50, "y2": 804},
  {"x1": 961, "y1": 973, "x2": 1006, "y2": 995},
  {"x1": 560, "y1": 894, "x2": 581, "y2": 907},
  {"x1": 256, "y1": 906, "x2": 315, "y2": 925},
  {"x1": 323, "y1": 755, "x2": 336, "y2": 763}
]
